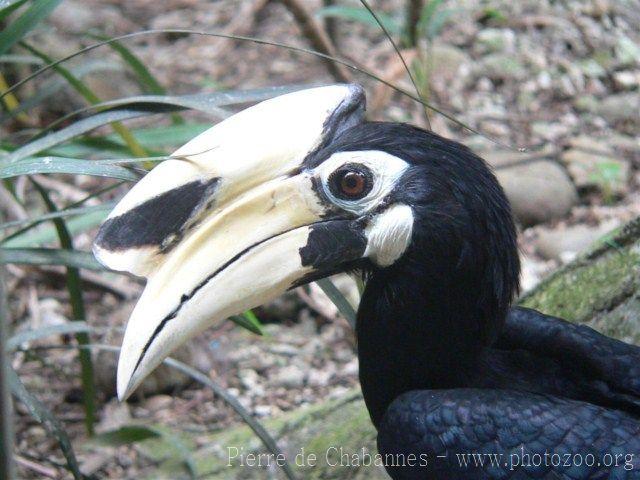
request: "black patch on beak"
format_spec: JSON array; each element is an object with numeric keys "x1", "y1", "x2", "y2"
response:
[
  {"x1": 95, "y1": 178, "x2": 219, "y2": 253},
  {"x1": 299, "y1": 219, "x2": 367, "y2": 270}
]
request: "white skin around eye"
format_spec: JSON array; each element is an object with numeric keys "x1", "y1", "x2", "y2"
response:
[{"x1": 315, "y1": 150, "x2": 410, "y2": 215}]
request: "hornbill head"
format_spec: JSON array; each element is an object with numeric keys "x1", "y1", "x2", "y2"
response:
[{"x1": 94, "y1": 84, "x2": 520, "y2": 401}]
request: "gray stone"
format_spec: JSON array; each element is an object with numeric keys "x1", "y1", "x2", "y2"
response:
[
  {"x1": 596, "y1": 93, "x2": 640, "y2": 124},
  {"x1": 483, "y1": 148, "x2": 578, "y2": 226},
  {"x1": 535, "y1": 220, "x2": 620, "y2": 261},
  {"x1": 271, "y1": 364, "x2": 305, "y2": 389},
  {"x1": 428, "y1": 43, "x2": 471, "y2": 84},
  {"x1": 478, "y1": 54, "x2": 527, "y2": 81},
  {"x1": 615, "y1": 36, "x2": 640, "y2": 67},
  {"x1": 476, "y1": 28, "x2": 516, "y2": 54},
  {"x1": 561, "y1": 136, "x2": 630, "y2": 194}
]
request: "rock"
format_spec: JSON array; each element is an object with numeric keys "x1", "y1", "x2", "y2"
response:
[
  {"x1": 531, "y1": 121, "x2": 571, "y2": 141},
  {"x1": 271, "y1": 365, "x2": 306, "y2": 389},
  {"x1": 578, "y1": 59, "x2": 607, "y2": 78},
  {"x1": 94, "y1": 327, "x2": 213, "y2": 398},
  {"x1": 535, "y1": 220, "x2": 620, "y2": 261},
  {"x1": 49, "y1": 0, "x2": 99, "y2": 32},
  {"x1": 612, "y1": 71, "x2": 640, "y2": 90},
  {"x1": 478, "y1": 54, "x2": 527, "y2": 81},
  {"x1": 476, "y1": 28, "x2": 516, "y2": 54},
  {"x1": 561, "y1": 136, "x2": 630, "y2": 195},
  {"x1": 483, "y1": 148, "x2": 578, "y2": 226},
  {"x1": 573, "y1": 94, "x2": 599, "y2": 112},
  {"x1": 615, "y1": 36, "x2": 640, "y2": 67},
  {"x1": 428, "y1": 43, "x2": 470, "y2": 85},
  {"x1": 307, "y1": 368, "x2": 333, "y2": 388},
  {"x1": 596, "y1": 93, "x2": 640, "y2": 125}
]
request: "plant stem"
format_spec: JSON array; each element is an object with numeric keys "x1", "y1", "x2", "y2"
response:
[
  {"x1": 322, "y1": 0, "x2": 338, "y2": 44},
  {"x1": 0, "y1": 212, "x2": 15, "y2": 480},
  {"x1": 32, "y1": 181, "x2": 96, "y2": 436},
  {"x1": 405, "y1": 0, "x2": 424, "y2": 47}
]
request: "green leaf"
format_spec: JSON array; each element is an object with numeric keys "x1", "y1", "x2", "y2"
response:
[
  {"x1": 105, "y1": 123, "x2": 211, "y2": 150},
  {"x1": 7, "y1": 322, "x2": 91, "y2": 351},
  {"x1": 0, "y1": 59, "x2": 122, "y2": 123},
  {"x1": 32, "y1": 180, "x2": 96, "y2": 435},
  {"x1": 316, "y1": 278, "x2": 357, "y2": 329},
  {"x1": 0, "y1": 247, "x2": 104, "y2": 270},
  {"x1": 316, "y1": 5, "x2": 401, "y2": 34},
  {"x1": 0, "y1": 0, "x2": 29, "y2": 21},
  {"x1": 0, "y1": 202, "x2": 114, "y2": 232},
  {"x1": 0, "y1": 156, "x2": 139, "y2": 181},
  {"x1": 2, "y1": 86, "x2": 306, "y2": 164},
  {"x1": 2, "y1": 208, "x2": 109, "y2": 247},
  {"x1": 230, "y1": 310, "x2": 264, "y2": 336},
  {"x1": 8, "y1": 367, "x2": 84, "y2": 480},
  {"x1": 93, "y1": 425, "x2": 161, "y2": 446},
  {"x1": 0, "y1": 0, "x2": 62, "y2": 56}
]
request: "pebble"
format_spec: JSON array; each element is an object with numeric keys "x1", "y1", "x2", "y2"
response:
[
  {"x1": 271, "y1": 365, "x2": 306, "y2": 389},
  {"x1": 561, "y1": 136, "x2": 630, "y2": 194},
  {"x1": 483, "y1": 148, "x2": 579, "y2": 226},
  {"x1": 534, "y1": 220, "x2": 620, "y2": 261}
]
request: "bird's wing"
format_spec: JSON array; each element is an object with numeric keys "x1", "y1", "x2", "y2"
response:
[
  {"x1": 493, "y1": 307, "x2": 640, "y2": 410},
  {"x1": 378, "y1": 388, "x2": 640, "y2": 480}
]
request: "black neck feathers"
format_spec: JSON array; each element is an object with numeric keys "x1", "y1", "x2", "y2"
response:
[{"x1": 352, "y1": 124, "x2": 520, "y2": 427}]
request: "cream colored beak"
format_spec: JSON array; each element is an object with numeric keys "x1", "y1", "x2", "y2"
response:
[{"x1": 93, "y1": 84, "x2": 366, "y2": 400}]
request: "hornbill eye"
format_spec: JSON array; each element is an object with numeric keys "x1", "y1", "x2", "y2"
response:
[{"x1": 328, "y1": 164, "x2": 373, "y2": 200}]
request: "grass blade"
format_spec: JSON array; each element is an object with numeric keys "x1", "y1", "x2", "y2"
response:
[
  {"x1": 163, "y1": 357, "x2": 296, "y2": 480},
  {"x1": 230, "y1": 310, "x2": 264, "y2": 336},
  {"x1": 0, "y1": 247, "x2": 103, "y2": 270},
  {"x1": 316, "y1": 278, "x2": 357, "y2": 329},
  {"x1": 0, "y1": 0, "x2": 62, "y2": 56},
  {"x1": 316, "y1": 5, "x2": 400, "y2": 34},
  {"x1": 2, "y1": 86, "x2": 302, "y2": 164},
  {"x1": 0, "y1": 29, "x2": 519, "y2": 149},
  {"x1": 2, "y1": 107, "x2": 175, "y2": 164},
  {"x1": 8, "y1": 367, "x2": 84, "y2": 480},
  {"x1": 0, "y1": 0, "x2": 29, "y2": 21},
  {"x1": 0, "y1": 182, "x2": 122, "y2": 246},
  {"x1": 93, "y1": 425, "x2": 160, "y2": 446},
  {"x1": 0, "y1": 156, "x2": 139, "y2": 181},
  {"x1": 0, "y1": 59, "x2": 122, "y2": 123},
  {"x1": 42, "y1": 84, "x2": 308, "y2": 133},
  {"x1": 2, "y1": 209, "x2": 109, "y2": 248},
  {"x1": 52, "y1": 343, "x2": 298, "y2": 480},
  {"x1": 0, "y1": 203, "x2": 114, "y2": 232},
  {"x1": 0, "y1": 241, "x2": 14, "y2": 480},
  {"x1": 92, "y1": 34, "x2": 184, "y2": 126},
  {"x1": 7, "y1": 322, "x2": 91, "y2": 351},
  {"x1": 31, "y1": 181, "x2": 96, "y2": 435},
  {"x1": 20, "y1": 42, "x2": 148, "y2": 158},
  {"x1": 355, "y1": 0, "x2": 431, "y2": 128}
]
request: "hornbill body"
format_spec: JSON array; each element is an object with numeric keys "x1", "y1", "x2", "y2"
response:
[{"x1": 94, "y1": 85, "x2": 640, "y2": 479}]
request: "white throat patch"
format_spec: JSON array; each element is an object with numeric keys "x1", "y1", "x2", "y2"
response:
[{"x1": 364, "y1": 204, "x2": 414, "y2": 267}]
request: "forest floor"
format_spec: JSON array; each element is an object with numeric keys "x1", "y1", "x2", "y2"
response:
[{"x1": 5, "y1": 0, "x2": 640, "y2": 478}]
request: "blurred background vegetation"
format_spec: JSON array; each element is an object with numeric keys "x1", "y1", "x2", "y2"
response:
[{"x1": 1, "y1": 0, "x2": 639, "y2": 478}]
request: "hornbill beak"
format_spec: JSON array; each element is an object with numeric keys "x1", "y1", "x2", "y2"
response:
[{"x1": 93, "y1": 85, "x2": 367, "y2": 400}]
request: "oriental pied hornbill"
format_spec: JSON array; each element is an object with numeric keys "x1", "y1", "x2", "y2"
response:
[{"x1": 94, "y1": 85, "x2": 640, "y2": 479}]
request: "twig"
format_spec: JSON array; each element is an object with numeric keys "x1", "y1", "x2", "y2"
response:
[
  {"x1": 14, "y1": 455, "x2": 57, "y2": 479},
  {"x1": 278, "y1": 0, "x2": 351, "y2": 82}
]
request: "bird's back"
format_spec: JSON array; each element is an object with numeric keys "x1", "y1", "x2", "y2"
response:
[{"x1": 377, "y1": 307, "x2": 640, "y2": 479}]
